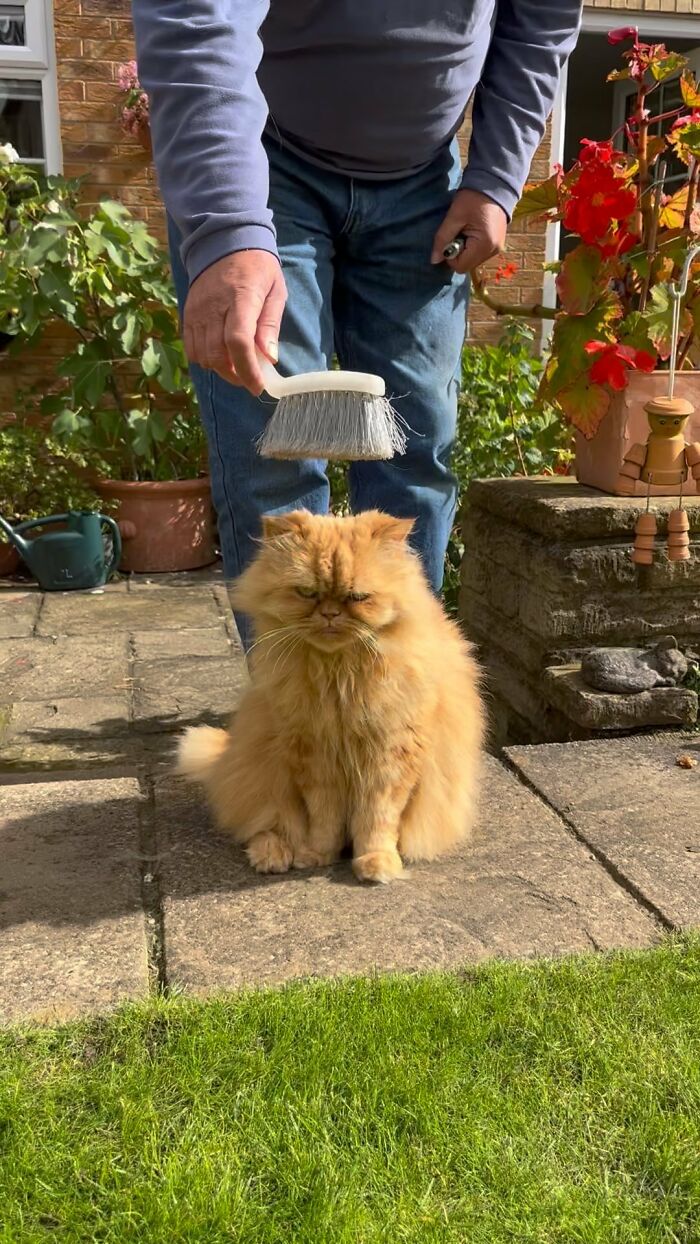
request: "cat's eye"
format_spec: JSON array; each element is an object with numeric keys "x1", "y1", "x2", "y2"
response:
[
  {"x1": 347, "y1": 591, "x2": 370, "y2": 603},
  {"x1": 295, "y1": 586, "x2": 318, "y2": 599}
]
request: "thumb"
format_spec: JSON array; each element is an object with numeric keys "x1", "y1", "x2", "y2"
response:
[{"x1": 255, "y1": 276, "x2": 287, "y2": 364}]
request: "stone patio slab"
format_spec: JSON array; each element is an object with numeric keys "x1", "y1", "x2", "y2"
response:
[
  {"x1": 0, "y1": 778, "x2": 148, "y2": 1022},
  {"x1": 132, "y1": 655, "x2": 247, "y2": 733},
  {"x1": 38, "y1": 587, "x2": 222, "y2": 636},
  {"x1": 507, "y1": 735, "x2": 700, "y2": 929},
  {"x1": 156, "y1": 757, "x2": 656, "y2": 994},
  {"x1": 0, "y1": 590, "x2": 41, "y2": 639},
  {"x1": 132, "y1": 627, "x2": 233, "y2": 661},
  {"x1": 1, "y1": 634, "x2": 129, "y2": 700}
]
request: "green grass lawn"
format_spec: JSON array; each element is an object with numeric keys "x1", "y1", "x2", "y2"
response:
[{"x1": 2, "y1": 939, "x2": 700, "y2": 1243}]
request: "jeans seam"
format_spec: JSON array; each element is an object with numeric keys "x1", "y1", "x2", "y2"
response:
[{"x1": 207, "y1": 370, "x2": 242, "y2": 574}]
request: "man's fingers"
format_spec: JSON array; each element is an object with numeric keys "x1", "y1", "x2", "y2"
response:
[
  {"x1": 224, "y1": 299, "x2": 266, "y2": 395},
  {"x1": 431, "y1": 209, "x2": 465, "y2": 264},
  {"x1": 450, "y1": 234, "x2": 500, "y2": 275},
  {"x1": 254, "y1": 274, "x2": 287, "y2": 364}
]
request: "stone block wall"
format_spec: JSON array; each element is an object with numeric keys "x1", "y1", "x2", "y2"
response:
[{"x1": 460, "y1": 477, "x2": 700, "y2": 746}]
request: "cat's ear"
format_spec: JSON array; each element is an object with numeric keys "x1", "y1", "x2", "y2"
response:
[
  {"x1": 656, "y1": 635, "x2": 679, "y2": 651},
  {"x1": 261, "y1": 512, "x2": 308, "y2": 540},
  {"x1": 364, "y1": 512, "x2": 415, "y2": 543}
]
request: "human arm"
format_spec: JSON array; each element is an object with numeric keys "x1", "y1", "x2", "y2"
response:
[
  {"x1": 131, "y1": 0, "x2": 285, "y2": 391},
  {"x1": 433, "y1": 0, "x2": 582, "y2": 274}
]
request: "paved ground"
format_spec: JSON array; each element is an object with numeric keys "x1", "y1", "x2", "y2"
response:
[{"x1": 1, "y1": 572, "x2": 699, "y2": 1023}]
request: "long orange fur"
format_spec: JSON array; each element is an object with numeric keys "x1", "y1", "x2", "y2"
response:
[{"x1": 178, "y1": 511, "x2": 484, "y2": 883}]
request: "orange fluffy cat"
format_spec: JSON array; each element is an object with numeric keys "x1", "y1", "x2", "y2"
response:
[{"x1": 178, "y1": 511, "x2": 484, "y2": 883}]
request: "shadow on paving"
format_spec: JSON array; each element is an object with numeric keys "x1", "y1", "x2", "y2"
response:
[{"x1": 0, "y1": 784, "x2": 364, "y2": 935}]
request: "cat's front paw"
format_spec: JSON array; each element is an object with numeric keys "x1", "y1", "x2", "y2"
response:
[
  {"x1": 292, "y1": 845, "x2": 339, "y2": 870},
  {"x1": 353, "y1": 849, "x2": 404, "y2": 884},
  {"x1": 246, "y1": 830, "x2": 293, "y2": 874}
]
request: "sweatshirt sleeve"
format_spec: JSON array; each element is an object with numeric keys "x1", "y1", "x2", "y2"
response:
[
  {"x1": 131, "y1": 0, "x2": 277, "y2": 283},
  {"x1": 461, "y1": 0, "x2": 582, "y2": 219}
]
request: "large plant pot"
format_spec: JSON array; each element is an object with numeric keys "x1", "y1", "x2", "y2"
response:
[
  {"x1": 96, "y1": 477, "x2": 215, "y2": 573},
  {"x1": 575, "y1": 370, "x2": 700, "y2": 496},
  {"x1": 0, "y1": 540, "x2": 20, "y2": 576}
]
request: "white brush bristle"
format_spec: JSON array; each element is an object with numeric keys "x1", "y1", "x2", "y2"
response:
[{"x1": 256, "y1": 391, "x2": 407, "y2": 461}]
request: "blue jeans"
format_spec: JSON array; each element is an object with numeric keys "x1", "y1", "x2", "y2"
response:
[{"x1": 169, "y1": 138, "x2": 468, "y2": 649}]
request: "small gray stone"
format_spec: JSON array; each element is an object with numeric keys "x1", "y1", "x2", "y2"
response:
[
  {"x1": 543, "y1": 666, "x2": 698, "y2": 730},
  {"x1": 38, "y1": 588, "x2": 222, "y2": 636},
  {"x1": 156, "y1": 757, "x2": 655, "y2": 994},
  {"x1": 132, "y1": 655, "x2": 247, "y2": 733},
  {"x1": 0, "y1": 590, "x2": 41, "y2": 638},
  {"x1": 507, "y1": 735, "x2": 700, "y2": 929},
  {"x1": 0, "y1": 778, "x2": 148, "y2": 1022}
]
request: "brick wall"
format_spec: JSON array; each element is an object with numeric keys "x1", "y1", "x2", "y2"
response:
[{"x1": 3, "y1": 0, "x2": 700, "y2": 413}]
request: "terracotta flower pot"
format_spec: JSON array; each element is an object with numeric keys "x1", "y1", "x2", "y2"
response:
[
  {"x1": 96, "y1": 477, "x2": 216, "y2": 574},
  {"x1": 575, "y1": 370, "x2": 700, "y2": 497},
  {"x1": 0, "y1": 540, "x2": 20, "y2": 577}
]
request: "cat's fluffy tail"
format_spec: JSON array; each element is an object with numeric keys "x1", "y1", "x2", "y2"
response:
[{"x1": 177, "y1": 725, "x2": 228, "y2": 782}]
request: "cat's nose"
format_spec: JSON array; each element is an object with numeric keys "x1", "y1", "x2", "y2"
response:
[{"x1": 319, "y1": 600, "x2": 342, "y2": 621}]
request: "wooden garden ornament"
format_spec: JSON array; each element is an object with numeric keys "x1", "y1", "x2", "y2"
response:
[{"x1": 616, "y1": 243, "x2": 700, "y2": 564}]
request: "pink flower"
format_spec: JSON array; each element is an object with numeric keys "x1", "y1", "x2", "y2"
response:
[
  {"x1": 118, "y1": 60, "x2": 139, "y2": 93},
  {"x1": 608, "y1": 26, "x2": 638, "y2": 46}
]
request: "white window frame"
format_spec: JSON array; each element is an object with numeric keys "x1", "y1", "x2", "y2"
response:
[
  {"x1": 0, "y1": 0, "x2": 47, "y2": 66},
  {"x1": 541, "y1": 10, "x2": 700, "y2": 346},
  {"x1": 0, "y1": 0, "x2": 61, "y2": 172}
]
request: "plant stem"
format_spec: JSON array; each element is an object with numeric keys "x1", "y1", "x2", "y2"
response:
[
  {"x1": 684, "y1": 158, "x2": 699, "y2": 231},
  {"x1": 635, "y1": 82, "x2": 653, "y2": 245},
  {"x1": 470, "y1": 269, "x2": 556, "y2": 320},
  {"x1": 677, "y1": 330, "x2": 695, "y2": 369}
]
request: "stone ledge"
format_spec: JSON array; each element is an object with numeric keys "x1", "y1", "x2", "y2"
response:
[
  {"x1": 465, "y1": 477, "x2": 700, "y2": 541},
  {"x1": 543, "y1": 665, "x2": 699, "y2": 731}
]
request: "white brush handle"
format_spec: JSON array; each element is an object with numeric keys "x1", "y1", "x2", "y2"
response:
[{"x1": 257, "y1": 352, "x2": 385, "y2": 399}]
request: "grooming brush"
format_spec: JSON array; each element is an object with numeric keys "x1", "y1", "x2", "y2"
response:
[{"x1": 255, "y1": 353, "x2": 406, "y2": 462}]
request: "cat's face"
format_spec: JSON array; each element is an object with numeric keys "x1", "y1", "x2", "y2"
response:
[{"x1": 234, "y1": 511, "x2": 416, "y2": 652}]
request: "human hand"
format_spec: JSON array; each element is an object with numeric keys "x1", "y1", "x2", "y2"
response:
[
  {"x1": 183, "y1": 250, "x2": 287, "y2": 395},
  {"x1": 431, "y1": 189, "x2": 508, "y2": 275}
]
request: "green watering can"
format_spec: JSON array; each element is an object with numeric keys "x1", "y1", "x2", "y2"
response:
[{"x1": 0, "y1": 510, "x2": 121, "y2": 591}]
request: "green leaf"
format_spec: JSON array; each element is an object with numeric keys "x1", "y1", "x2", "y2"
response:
[
  {"x1": 52, "y1": 410, "x2": 84, "y2": 438},
  {"x1": 650, "y1": 51, "x2": 687, "y2": 83},
  {"x1": 544, "y1": 296, "x2": 624, "y2": 396},
  {"x1": 607, "y1": 68, "x2": 631, "y2": 82},
  {"x1": 618, "y1": 312, "x2": 655, "y2": 356},
  {"x1": 513, "y1": 173, "x2": 561, "y2": 221},
  {"x1": 556, "y1": 378, "x2": 611, "y2": 440},
  {"x1": 681, "y1": 71, "x2": 700, "y2": 108},
  {"x1": 141, "y1": 338, "x2": 160, "y2": 378},
  {"x1": 556, "y1": 245, "x2": 606, "y2": 316},
  {"x1": 646, "y1": 284, "x2": 691, "y2": 359},
  {"x1": 119, "y1": 311, "x2": 140, "y2": 355},
  {"x1": 24, "y1": 223, "x2": 64, "y2": 267},
  {"x1": 148, "y1": 410, "x2": 168, "y2": 442}
]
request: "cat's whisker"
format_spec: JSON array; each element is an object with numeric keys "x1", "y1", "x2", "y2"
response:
[{"x1": 247, "y1": 623, "x2": 298, "y2": 655}]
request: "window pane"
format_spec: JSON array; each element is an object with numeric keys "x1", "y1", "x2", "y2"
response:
[
  {"x1": 0, "y1": 78, "x2": 44, "y2": 161},
  {"x1": 0, "y1": 4, "x2": 25, "y2": 47}
]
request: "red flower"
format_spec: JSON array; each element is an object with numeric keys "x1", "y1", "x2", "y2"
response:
[
  {"x1": 579, "y1": 139, "x2": 615, "y2": 164},
  {"x1": 492, "y1": 260, "x2": 518, "y2": 283},
  {"x1": 608, "y1": 26, "x2": 638, "y2": 46},
  {"x1": 564, "y1": 173, "x2": 636, "y2": 245},
  {"x1": 584, "y1": 341, "x2": 656, "y2": 390},
  {"x1": 596, "y1": 228, "x2": 640, "y2": 259},
  {"x1": 671, "y1": 109, "x2": 700, "y2": 132}
]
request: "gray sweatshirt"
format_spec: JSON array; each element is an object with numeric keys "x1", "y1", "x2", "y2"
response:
[{"x1": 132, "y1": 1, "x2": 582, "y2": 283}]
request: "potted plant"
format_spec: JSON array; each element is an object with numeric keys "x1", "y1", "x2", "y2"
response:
[
  {"x1": 1, "y1": 170, "x2": 215, "y2": 572},
  {"x1": 117, "y1": 60, "x2": 151, "y2": 154},
  {"x1": 470, "y1": 27, "x2": 700, "y2": 496},
  {"x1": 0, "y1": 421, "x2": 107, "y2": 577}
]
